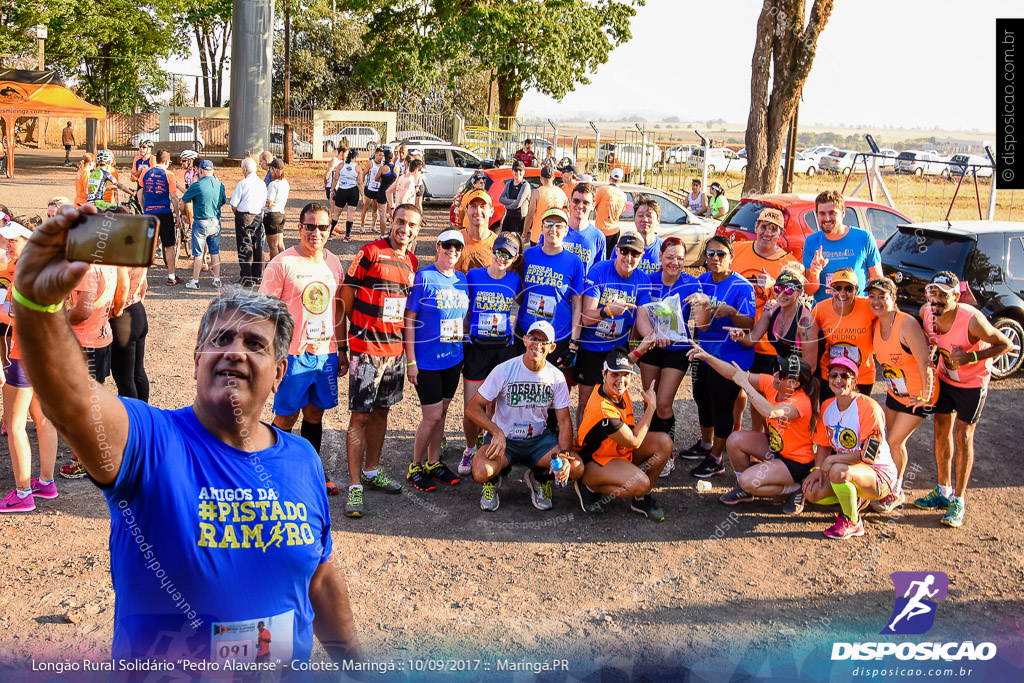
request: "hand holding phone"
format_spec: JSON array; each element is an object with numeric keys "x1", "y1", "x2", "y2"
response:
[{"x1": 66, "y1": 213, "x2": 158, "y2": 267}]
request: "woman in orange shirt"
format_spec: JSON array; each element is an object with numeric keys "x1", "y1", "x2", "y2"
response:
[
  {"x1": 691, "y1": 345, "x2": 820, "y2": 515},
  {"x1": 808, "y1": 267, "x2": 875, "y2": 400},
  {"x1": 73, "y1": 153, "x2": 95, "y2": 207},
  {"x1": 866, "y1": 277, "x2": 936, "y2": 513}
]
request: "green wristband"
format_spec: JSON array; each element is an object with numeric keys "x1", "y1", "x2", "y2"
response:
[{"x1": 11, "y1": 286, "x2": 65, "y2": 313}]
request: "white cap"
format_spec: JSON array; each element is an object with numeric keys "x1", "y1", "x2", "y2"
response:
[
  {"x1": 0, "y1": 221, "x2": 32, "y2": 240},
  {"x1": 526, "y1": 320, "x2": 556, "y2": 342},
  {"x1": 610, "y1": 168, "x2": 624, "y2": 180},
  {"x1": 409, "y1": 148, "x2": 423, "y2": 156},
  {"x1": 436, "y1": 229, "x2": 465, "y2": 245}
]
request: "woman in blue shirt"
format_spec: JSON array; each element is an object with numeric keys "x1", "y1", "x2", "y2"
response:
[
  {"x1": 404, "y1": 230, "x2": 470, "y2": 492},
  {"x1": 459, "y1": 233, "x2": 523, "y2": 476},
  {"x1": 685, "y1": 235, "x2": 756, "y2": 479}
]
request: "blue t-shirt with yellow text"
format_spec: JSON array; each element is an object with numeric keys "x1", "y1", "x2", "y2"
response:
[
  {"x1": 518, "y1": 246, "x2": 586, "y2": 341},
  {"x1": 581, "y1": 260, "x2": 652, "y2": 352},
  {"x1": 407, "y1": 265, "x2": 470, "y2": 371},
  {"x1": 466, "y1": 267, "x2": 520, "y2": 343}
]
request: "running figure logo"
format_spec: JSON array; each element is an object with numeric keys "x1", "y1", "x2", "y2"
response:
[{"x1": 881, "y1": 571, "x2": 949, "y2": 635}]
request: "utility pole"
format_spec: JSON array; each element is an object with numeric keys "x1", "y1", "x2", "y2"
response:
[
  {"x1": 35, "y1": 24, "x2": 46, "y2": 69},
  {"x1": 283, "y1": 0, "x2": 293, "y2": 163}
]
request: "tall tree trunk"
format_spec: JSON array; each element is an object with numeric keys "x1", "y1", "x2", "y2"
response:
[
  {"x1": 194, "y1": 22, "x2": 211, "y2": 106},
  {"x1": 496, "y1": 71, "x2": 520, "y2": 120},
  {"x1": 742, "y1": 0, "x2": 834, "y2": 196}
]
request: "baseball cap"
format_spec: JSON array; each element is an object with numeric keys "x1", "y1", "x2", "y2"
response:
[
  {"x1": 0, "y1": 222, "x2": 32, "y2": 240},
  {"x1": 830, "y1": 268, "x2": 858, "y2": 287},
  {"x1": 471, "y1": 172, "x2": 488, "y2": 183},
  {"x1": 409, "y1": 148, "x2": 423, "y2": 156},
  {"x1": 436, "y1": 229, "x2": 465, "y2": 245},
  {"x1": 558, "y1": 164, "x2": 577, "y2": 176},
  {"x1": 511, "y1": 160, "x2": 525, "y2": 171},
  {"x1": 777, "y1": 354, "x2": 805, "y2": 381},
  {"x1": 463, "y1": 188, "x2": 492, "y2": 206},
  {"x1": 269, "y1": 158, "x2": 284, "y2": 170},
  {"x1": 927, "y1": 270, "x2": 960, "y2": 294},
  {"x1": 198, "y1": 159, "x2": 214, "y2": 171},
  {"x1": 866, "y1": 277, "x2": 897, "y2": 297},
  {"x1": 616, "y1": 232, "x2": 645, "y2": 254},
  {"x1": 775, "y1": 270, "x2": 803, "y2": 289},
  {"x1": 603, "y1": 347, "x2": 638, "y2": 375},
  {"x1": 540, "y1": 165, "x2": 554, "y2": 179},
  {"x1": 610, "y1": 168, "x2": 624, "y2": 180},
  {"x1": 493, "y1": 234, "x2": 520, "y2": 258},
  {"x1": 757, "y1": 207, "x2": 784, "y2": 229},
  {"x1": 526, "y1": 320, "x2": 556, "y2": 342},
  {"x1": 540, "y1": 208, "x2": 570, "y2": 225},
  {"x1": 827, "y1": 355, "x2": 859, "y2": 375}
]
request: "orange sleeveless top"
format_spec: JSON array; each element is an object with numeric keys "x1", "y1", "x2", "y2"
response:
[{"x1": 872, "y1": 311, "x2": 937, "y2": 406}]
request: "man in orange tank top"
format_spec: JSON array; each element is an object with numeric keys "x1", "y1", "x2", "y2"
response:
[{"x1": 914, "y1": 271, "x2": 1011, "y2": 528}]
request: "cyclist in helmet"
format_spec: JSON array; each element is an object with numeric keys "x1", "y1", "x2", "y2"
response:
[
  {"x1": 130, "y1": 139, "x2": 154, "y2": 186},
  {"x1": 87, "y1": 150, "x2": 133, "y2": 210}
]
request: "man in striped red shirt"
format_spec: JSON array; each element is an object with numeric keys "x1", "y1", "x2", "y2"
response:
[{"x1": 339, "y1": 203, "x2": 421, "y2": 517}]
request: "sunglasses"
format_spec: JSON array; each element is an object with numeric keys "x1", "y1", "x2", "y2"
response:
[
  {"x1": 706, "y1": 249, "x2": 729, "y2": 258},
  {"x1": 618, "y1": 247, "x2": 642, "y2": 258},
  {"x1": 832, "y1": 285, "x2": 857, "y2": 294},
  {"x1": 301, "y1": 223, "x2": 331, "y2": 233},
  {"x1": 828, "y1": 371, "x2": 855, "y2": 380},
  {"x1": 543, "y1": 221, "x2": 567, "y2": 229},
  {"x1": 774, "y1": 284, "x2": 800, "y2": 295},
  {"x1": 493, "y1": 249, "x2": 514, "y2": 261},
  {"x1": 439, "y1": 240, "x2": 464, "y2": 251}
]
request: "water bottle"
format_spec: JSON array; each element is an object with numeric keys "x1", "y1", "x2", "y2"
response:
[{"x1": 551, "y1": 454, "x2": 567, "y2": 487}]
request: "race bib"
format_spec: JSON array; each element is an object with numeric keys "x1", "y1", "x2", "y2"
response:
[
  {"x1": 480, "y1": 312, "x2": 507, "y2": 337},
  {"x1": 883, "y1": 367, "x2": 909, "y2": 397},
  {"x1": 510, "y1": 423, "x2": 539, "y2": 439},
  {"x1": 440, "y1": 318, "x2": 463, "y2": 343},
  {"x1": 596, "y1": 318, "x2": 624, "y2": 340},
  {"x1": 527, "y1": 293, "x2": 555, "y2": 320},
  {"x1": 830, "y1": 343, "x2": 861, "y2": 365},
  {"x1": 305, "y1": 319, "x2": 325, "y2": 343},
  {"x1": 382, "y1": 297, "x2": 406, "y2": 324},
  {"x1": 211, "y1": 610, "x2": 293, "y2": 665}
]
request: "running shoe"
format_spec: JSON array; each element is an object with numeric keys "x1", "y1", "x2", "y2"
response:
[
  {"x1": 343, "y1": 236, "x2": 352, "y2": 243},
  {"x1": 659, "y1": 454, "x2": 675, "y2": 478},
  {"x1": 426, "y1": 461, "x2": 461, "y2": 486},
  {"x1": 360, "y1": 470, "x2": 402, "y2": 493},
  {"x1": 823, "y1": 514, "x2": 865, "y2": 539},
  {"x1": 166, "y1": 274, "x2": 183, "y2": 286},
  {"x1": 630, "y1": 495, "x2": 665, "y2": 522},
  {"x1": 690, "y1": 454, "x2": 725, "y2": 478},
  {"x1": 324, "y1": 478, "x2": 340, "y2": 496},
  {"x1": 914, "y1": 486, "x2": 952, "y2": 510},
  {"x1": 870, "y1": 491, "x2": 906, "y2": 514},
  {"x1": 719, "y1": 485, "x2": 754, "y2": 505},
  {"x1": 523, "y1": 470, "x2": 553, "y2": 511},
  {"x1": 212, "y1": 278, "x2": 222, "y2": 288},
  {"x1": 941, "y1": 498, "x2": 965, "y2": 528},
  {"x1": 59, "y1": 458, "x2": 87, "y2": 479},
  {"x1": 0, "y1": 489, "x2": 35, "y2": 513},
  {"x1": 185, "y1": 279, "x2": 200, "y2": 290},
  {"x1": 783, "y1": 489, "x2": 805, "y2": 515},
  {"x1": 480, "y1": 478, "x2": 501, "y2": 511},
  {"x1": 574, "y1": 480, "x2": 605, "y2": 514},
  {"x1": 476, "y1": 432, "x2": 485, "y2": 448},
  {"x1": 30, "y1": 478, "x2": 58, "y2": 500},
  {"x1": 458, "y1": 448, "x2": 475, "y2": 476},
  {"x1": 344, "y1": 487, "x2": 363, "y2": 518},
  {"x1": 679, "y1": 439, "x2": 711, "y2": 460},
  {"x1": 407, "y1": 463, "x2": 437, "y2": 492}
]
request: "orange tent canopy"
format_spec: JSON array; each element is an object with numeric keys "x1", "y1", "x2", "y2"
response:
[{"x1": 0, "y1": 69, "x2": 107, "y2": 178}]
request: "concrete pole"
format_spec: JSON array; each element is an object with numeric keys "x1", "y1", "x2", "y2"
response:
[{"x1": 229, "y1": 0, "x2": 274, "y2": 160}]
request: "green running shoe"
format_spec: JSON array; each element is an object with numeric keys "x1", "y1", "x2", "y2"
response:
[{"x1": 914, "y1": 486, "x2": 951, "y2": 510}]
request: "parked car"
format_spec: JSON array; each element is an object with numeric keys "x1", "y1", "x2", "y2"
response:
[
  {"x1": 948, "y1": 153, "x2": 994, "y2": 178},
  {"x1": 819, "y1": 149, "x2": 868, "y2": 175},
  {"x1": 130, "y1": 124, "x2": 205, "y2": 151},
  {"x1": 597, "y1": 141, "x2": 662, "y2": 174},
  {"x1": 412, "y1": 142, "x2": 484, "y2": 200},
  {"x1": 269, "y1": 126, "x2": 312, "y2": 158},
  {"x1": 880, "y1": 221, "x2": 1024, "y2": 378},
  {"x1": 877, "y1": 148, "x2": 898, "y2": 168},
  {"x1": 665, "y1": 144, "x2": 698, "y2": 164},
  {"x1": 799, "y1": 145, "x2": 840, "y2": 165},
  {"x1": 391, "y1": 130, "x2": 446, "y2": 143},
  {"x1": 534, "y1": 138, "x2": 575, "y2": 167},
  {"x1": 323, "y1": 125, "x2": 382, "y2": 153},
  {"x1": 779, "y1": 151, "x2": 819, "y2": 176},
  {"x1": 685, "y1": 147, "x2": 747, "y2": 174},
  {"x1": 715, "y1": 193, "x2": 912, "y2": 262},
  {"x1": 449, "y1": 170, "x2": 715, "y2": 265},
  {"x1": 895, "y1": 150, "x2": 950, "y2": 176}
]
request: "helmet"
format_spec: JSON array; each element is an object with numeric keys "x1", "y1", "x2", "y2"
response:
[
  {"x1": 180, "y1": 149, "x2": 199, "y2": 160},
  {"x1": 140, "y1": 139, "x2": 153, "y2": 148},
  {"x1": 96, "y1": 149, "x2": 113, "y2": 164}
]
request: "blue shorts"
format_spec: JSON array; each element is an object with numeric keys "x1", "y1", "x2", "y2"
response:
[
  {"x1": 273, "y1": 352, "x2": 339, "y2": 416},
  {"x1": 191, "y1": 218, "x2": 221, "y2": 257},
  {"x1": 485, "y1": 429, "x2": 559, "y2": 467},
  {"x1": 4, "y1": 358, "x2": 30, "y2": 389}
]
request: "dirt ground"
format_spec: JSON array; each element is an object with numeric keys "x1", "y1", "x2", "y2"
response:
[{"x1": 0, "y1": 151, "x2": 1022, "y2": 681}]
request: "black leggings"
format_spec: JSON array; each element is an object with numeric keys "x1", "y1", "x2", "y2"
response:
[
  {"x1": 692, "y1": 359, "x2": 742, "y2": 439},
  {"x1": 111, "y1": 301, "x2": 150, "y2": 402}
]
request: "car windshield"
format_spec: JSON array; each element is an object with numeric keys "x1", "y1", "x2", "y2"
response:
[
  {"x1": 882, "y1": 227, "x2": 974, "y2": 272},
  {"x1": 719, "y1": 200, "x2": 772, "y2": 234}
]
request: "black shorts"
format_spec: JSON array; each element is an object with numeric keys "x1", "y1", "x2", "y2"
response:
[
  {"x1": 751, "y1": 353, "x2": 778, "y2": 375},
  {"x1": 84, "y1": 345, "x2": 112, "y2": 383},
  {"x1": 325, "y1": 187, "x2": 332, "y2": 201},
  {"x1": 376, "y1": 191, "x2": 391, "y2": 206},
  {"x1": 777, "y1": 454, "x2": 814, "y2": 482},
  {"x1": 463, "y1": 340, "x2": 516, "y2": 382},
  {"x1": 572, "y1": 347, "x2": 607, "y2": 386},
  {"x1": 638, "y1": 346, "x2": 691, "y2": 373},
  {"x1": 415, "y1": 363, "x2": 463, "y2": 405},
  {"x1": 154, "y1": 212, "x2": 175, "y2": 248},
  {"x1": 820, "y1": 381, "x2": 873, "y2": 402},
  {"x1": 264, "y1": 211, "x2": 286, "y2": 236},
  {"x1": 931, "y1": 379, "x2": 987, "y2": 425},
  {"x1": 364, "y1": 188, "x2": 378, "y2": 201},
  {"x1": 885, "y1": 393, "x2": 932, "y2": 418},
  {"x1": 334, "y1": 186, "x2": 360, "y2": 209}
]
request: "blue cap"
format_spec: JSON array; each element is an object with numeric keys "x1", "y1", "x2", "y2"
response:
[{"x1": 198, "y1": 160, "x2": 214, "y2": 171}]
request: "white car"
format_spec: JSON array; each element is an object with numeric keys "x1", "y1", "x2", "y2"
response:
[
  {"x1": 323, "y1": 125, "x2": 382, "y2": 153},
  {"x1": 779, "y1": 151, "x2": 819, "y2": 176},
  {"x1": 685, "y1": 147, "x2": 746, "y2": 174},
  {"x1": 876, "y1": 148, "x2": 898, "y2": 168},
  {"x1": 611, "y1": 183, "x2": 718, "y2": 267},
  {"x1": 798, "y1": 145, "x2": 840, "y2": 166},
  {"x1": 819, "y1": 150, "x2": 869, "y2": 175},
  {"x1": 415, "y1": 142, "x2": 485, "y2": 201},
  {"x1": 269, "y1": 126, "x2": 312, "y2": 158},
  {"x1": 534, "y1": 138, "x2": 575, "y2": 167},
  {"x1": 665, "y1": 145, "x2": 698, "y2": 164},
  {"x1": 597, "y1": 141, "x2": 662, "y2": 173},
  {"x1": 130, "y1": 124, "x2": 205, "y2": 151},
  {"x1": 895, "y1": 150, "x2": 949, "y2": 176},
  {"x1": 948, "y1": 153, "x2": 994, "y2": 178}
]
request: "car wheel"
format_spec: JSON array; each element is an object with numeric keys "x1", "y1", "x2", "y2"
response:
[
  {"x1": 991, "y1": 317, "x2": 1024, "y2": 379},
  {"x1": 366, "y1": 141, "x2": 377, "y2": 152},
  {"x1": 914, "y1": 167, "x2": 924, "y2": 177},
  {"x1": 806, "y1": 166, "x2": 816, "y2": 177},
  {"x1": 707, "y1": 165, "x2": 716, "y2": 174},
  {"x1": 560, "y1": 157, "x2": 572, "y2": 167}
]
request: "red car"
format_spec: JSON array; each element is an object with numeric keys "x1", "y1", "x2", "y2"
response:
[
  {"x1": 715, "y1": 193, "x2": 912, "y2": 262},
  {"x1": 449, "y1": 167, "x2": 553, "y2": 230}
]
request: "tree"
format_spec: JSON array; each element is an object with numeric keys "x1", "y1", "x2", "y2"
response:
[
  {"x1": 0, "y1": 4, "x2": 41, "y2": 69},
  {"x1": 175, "y1": 0, "x2": 232, "y2": 107},
  {"x1": 742, "y1": 0, "x2": 834, "y2": 196}
]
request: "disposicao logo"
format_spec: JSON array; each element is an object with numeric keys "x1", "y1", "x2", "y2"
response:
[{"x1": 881, "y1": 570, "x2": 948, "y2": 635}]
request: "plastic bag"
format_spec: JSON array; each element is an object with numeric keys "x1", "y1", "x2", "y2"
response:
[{"x1": 643, "y1": 294, "x2": 690, "y2": 343}]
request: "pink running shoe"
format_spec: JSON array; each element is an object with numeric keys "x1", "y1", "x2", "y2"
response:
[
  {"x1": 0, "y1": 488, "x2": 35, "y2": 513},
  {"x1": 823, "y1": 513, "x2": 865, "y2": 539},
  {"x1": 31, "y1": 478, "x2": 59, "y2": 499}
]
